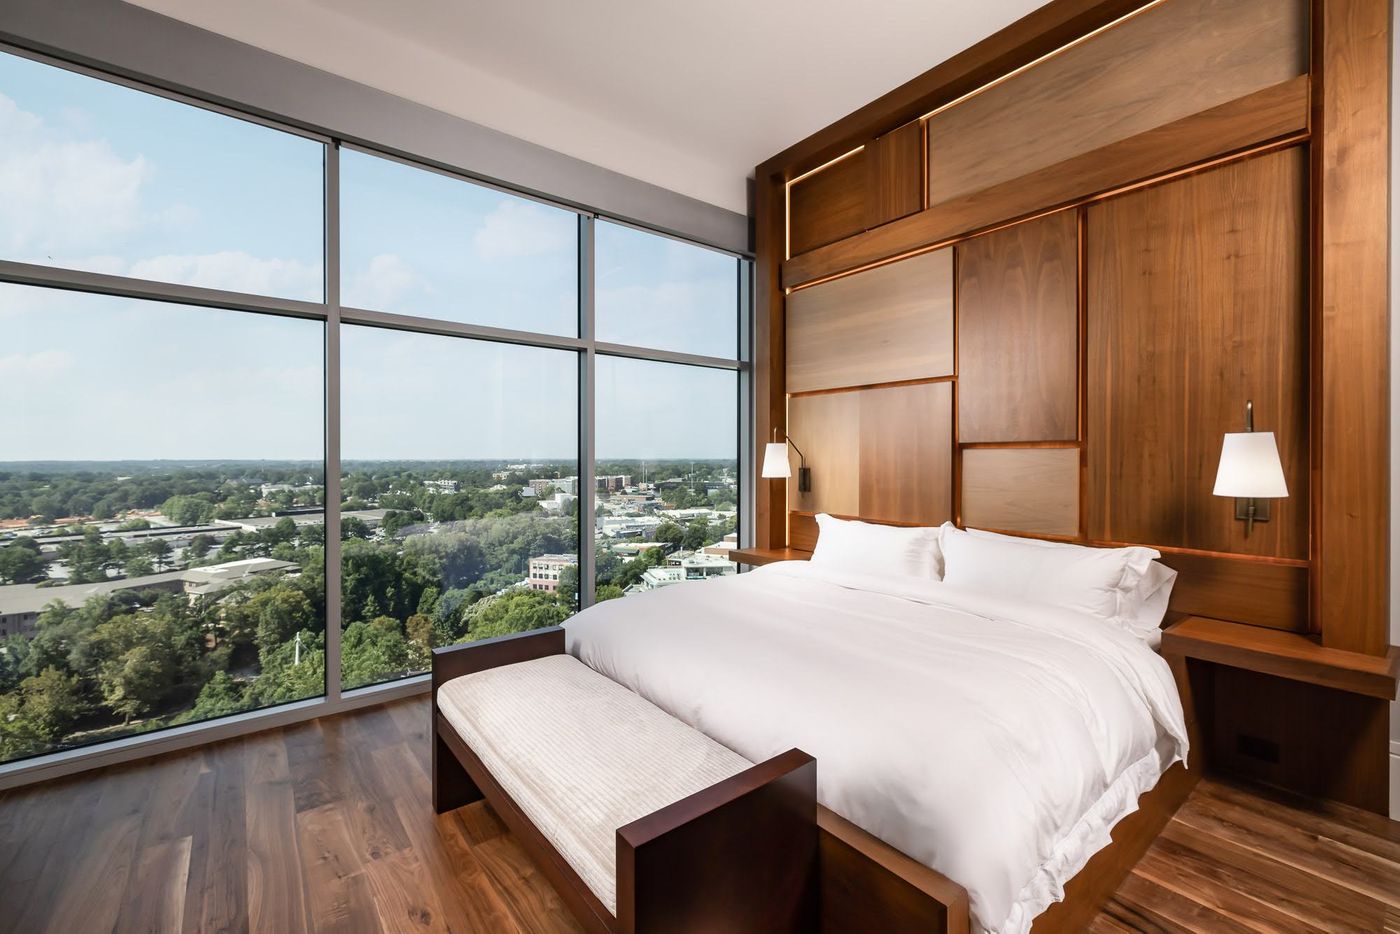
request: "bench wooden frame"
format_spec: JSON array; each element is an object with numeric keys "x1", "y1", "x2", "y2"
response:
[
  {"x1": 431, "y1": 628, "x2": 818, "y2": 933},
  {"x1": 431, "y1": 628, "x2": 1194, "y2": 933}
]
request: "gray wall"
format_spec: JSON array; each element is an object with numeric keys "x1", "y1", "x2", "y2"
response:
[{"x1": 0, "y1": 0, "x2": 749, "y2": 256}]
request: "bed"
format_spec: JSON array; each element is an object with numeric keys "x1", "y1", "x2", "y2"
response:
[{"x1": 564, "y1": 558, "x2": 1190, "y2": 934}]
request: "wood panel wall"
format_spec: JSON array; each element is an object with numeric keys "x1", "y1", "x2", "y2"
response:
[
  {"x1": 757, "y1": 0, "x2": 1387, "y2": 665},
  {"x1": 1085, "y1": 148, "x2": 1309, "y2": 561},
  {"x1": 925, "y1": 0, "x2": 1307, "y2": 206},
  {"x1": 956, "y1": 210, "x2": 1079, "y2": 443},
  {"x1": 787, "y1": 382, "x2": 953, "y2": 526},
  {"x1": 786, "y1": 248, "x2": 953, "y2": 394},
  {"x1": 788, "y1": 121, "x2": 925, "y2": 257}
]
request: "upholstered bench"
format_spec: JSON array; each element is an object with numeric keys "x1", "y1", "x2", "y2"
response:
[{"x1": 431, "y1": 627, "x2": 817, "y2": 934}]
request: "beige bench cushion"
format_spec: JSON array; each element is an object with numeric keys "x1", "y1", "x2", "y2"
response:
[{"x1": 436, "y1": 653, "x2": 752, "y2": 915}]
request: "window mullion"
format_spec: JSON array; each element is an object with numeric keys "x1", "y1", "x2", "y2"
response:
[
  {"x1": 579, "y1": 214, "x2": 598, "y2": 609},
  {"x1": 324, "y1": 141, "x2": 343, "y2": 701}
]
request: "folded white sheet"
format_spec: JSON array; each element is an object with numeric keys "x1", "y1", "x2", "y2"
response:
[{"x1": 564, "y1": 562, "x2": 1188, "y2": 933}]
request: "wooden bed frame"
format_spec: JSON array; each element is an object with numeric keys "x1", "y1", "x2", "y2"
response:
[
  {"x1": 431, "y1": 628, "x2": 818, "y2": 933},
  {"x1": 432, "y1": 624, "x2": 1198, "y2": 933}
]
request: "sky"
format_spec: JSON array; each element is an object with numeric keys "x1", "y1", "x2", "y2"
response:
[{"x1": 0, "y1": 50, "x2": 739, "y2": 462}]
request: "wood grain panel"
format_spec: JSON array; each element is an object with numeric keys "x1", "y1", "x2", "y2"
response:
[
  {"x1": 787, "y1": 392, "x2": 861, "y2": 517},
  {"x1": 1208, "y1": 667, "x2": 1391, "y2": 813},
  {"x1": 789, "y1": 150, "x2": 867, "y2": 256},
  {"x1": 1314, "y1": 0, "x2": 1391, "y2": 655},
  {"x1": 858, "y1": 382, "x2": 954, "y2": 525},
  {"x1": 961, "y1": 447, "x2": 1080, "y2": 536},
  {"x1": 786, "y1": 249, "x2": 953, "y2": 394},
  {"x1": 788, "y1": 382, "x2": 952, "y2": 526},
  {"x1": 956, "y1": 211, "x2": 1079, "y2": 442},
  {"x1": 926, "y1": 0, "x2": 1307, "y2": 204},
  {"x1": 784, "y1": 76, "x2": 1309, "y2": 290},
  {"x1": 1157, "y1": 552, "x2": 1308, "y2": 632},
  {"x1": 865, "y1": 121, "x2": 924, "y2": 229},
  {"x1": 1085, "y1": 147, "x2": 1309, "y2": 560}
]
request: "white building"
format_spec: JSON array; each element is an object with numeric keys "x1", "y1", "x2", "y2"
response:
[
  {"x1": 538, "y1": 492, "x2": 578, "y2": 515},
  {"x1": 528, "y1": 553, "x2": 578, "y2": 593}
]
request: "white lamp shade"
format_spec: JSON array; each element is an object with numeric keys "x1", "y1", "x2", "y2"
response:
[
  {"x1": 1213, "y1": 432, "x2": 1288, "y2": 498},
  {"x1": 761, "y1": 442, "x2": 792, "y2": 479}
]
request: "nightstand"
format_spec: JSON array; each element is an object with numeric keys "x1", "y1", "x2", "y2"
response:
[
  {"x1": 1161, "y1": 616, "x2": 1399, "y2": 813},
  {"x1": 728, "y1": 547, "x2": 813, "y2": 567}
]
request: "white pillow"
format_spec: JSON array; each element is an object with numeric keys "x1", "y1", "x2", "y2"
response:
[
  {"x1": 811, "y1": 514, "x2": 943, "y2": 579},
  {"x1": 963, "y1": 527, "x2": 1177, "y2": 641},
  {"x1": 941, "y1": 524, "x2": 1160, "y2": 633}
]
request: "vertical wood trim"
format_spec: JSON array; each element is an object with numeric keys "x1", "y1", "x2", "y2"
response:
[
  {"x1": 1314, "y1": 0, "x2": 1390, "y2": 654},
  {"x1": 754, "y1": 172, "x2": 787, "y2": 549}
]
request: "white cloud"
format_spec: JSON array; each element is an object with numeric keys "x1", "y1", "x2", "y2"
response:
[
  {"x1": 0, "y1": 349, "x2": 76, "y2": 380},
  {"x1": 0, "y1": 92, "x2": 149, "y2": 255},
  {"x1": 126, "y1": 251, "x2": 323, "y2": 300},
  {"x1": 471, "y1": 200, "x2": 572, "y2": 262},
  {"x1": 346, "y1": 253, "x2": 427, "y2": 311}
]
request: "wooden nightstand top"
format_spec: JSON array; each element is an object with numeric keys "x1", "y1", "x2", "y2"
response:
[
  {"x1": 1161, "y1": 616, "x2": 1400, "y2": 700},
  {"x1": 729, "y1": 547, "x2": 813, "y2": 567}
]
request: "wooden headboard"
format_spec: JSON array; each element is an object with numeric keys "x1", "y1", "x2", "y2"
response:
[{"x1": 752, "y1": 0, "x2": 1388, "y2": 652}]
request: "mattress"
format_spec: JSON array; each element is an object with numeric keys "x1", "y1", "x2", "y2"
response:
[{"x1": 565, "y1": 561, "x2": 1189, "y2": 933}]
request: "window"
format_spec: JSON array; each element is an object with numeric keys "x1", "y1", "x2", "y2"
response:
[
  {"x1": 0, "y1": 50, "x2": 323, "y2": 300},
  {"x1": 0, "y1": 284, "x2": 325, "y2": 764},
  {"x1": 340, "y1": 149, "x2": 578, "y2": 334},
  {"x1": 594, "y1": 356, "x2": 740, "y2": 600},
  {"x1": 338, "y1": 327, "x2": 579, "y2": 690},
  {"x1": 595, "y1": 220, "x2": 738, "y2": 358},
  {"x1": 0, "y1": 45, "x2": 747, "y2": 775}
]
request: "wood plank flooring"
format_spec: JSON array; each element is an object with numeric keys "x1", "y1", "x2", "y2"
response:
[{"x1": 1, "y1": 695, "x2": 1396, "y2": 933}]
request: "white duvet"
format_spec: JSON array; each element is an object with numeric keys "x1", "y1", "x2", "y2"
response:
[{"x1": 564, "y1": 561, "x2": 1189, "y2": 934}]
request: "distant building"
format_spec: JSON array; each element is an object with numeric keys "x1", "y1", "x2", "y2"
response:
[
  {"x1": 0, "y1": 572, "x2": 186, "y2": 639},
  {"x1": 423, "y1": 479, "x2": 459, "y2": 493},
  {"x1": 680, "y1": 552, "x2": 737, "y2": 580},
  {"x1": 180, "y1": 557, "x2": 298, "y2": 598},
  {"x1": 0, "y1": 556, "x2": 299, "y2": 640},
  {"x1": 538, "y1": 492, "x2": 577, "y2": 515},
  {"x1": 634, "y1": 566, "x2": 686, "y2": 592},
  {"x1": 596, "y1": 475, "x2": 632, "y2": 493},
  {"x1": 528, "y1": 553, "x2": 577, "y2": 593},
  {"x1": 216, "y1": 509, "x2": 385, "y2": 532}
]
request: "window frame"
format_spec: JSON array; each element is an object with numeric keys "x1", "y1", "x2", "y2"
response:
[{"x1": 0, "y1": 42, "x2": 752, "y2": 789}]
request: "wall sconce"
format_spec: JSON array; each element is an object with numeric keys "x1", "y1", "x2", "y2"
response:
[
  {"x1": 1212, "y1": 400, "x2": 1288, "y2": 536},
  {"x1": 761, "y1": 428, "x2": 811, "y2": 493}
]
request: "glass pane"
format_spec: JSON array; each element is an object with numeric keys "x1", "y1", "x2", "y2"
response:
[
  {"x1": 0, "y1": 284, "x2": 325, "y2": 765},
  {"x1": 340, "y1": 149, "x2": 578, "y2": 335},
  {"x1": 593, "y1": 356, "x2": 739, "y2": 600},
  {"x1": 595, "y1": 220, "x2": 737, "y2": 358},
  {"x1": 0, "y1": 51, "x2": 324, "y2": 301},
  {"x1": 339, "y1": 325, "x2": 579, "y2": 690}
]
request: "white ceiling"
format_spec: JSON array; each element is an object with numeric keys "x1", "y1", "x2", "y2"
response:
[{"x1": 127, "y1": 0, "x2": 1043, "y2": 214}]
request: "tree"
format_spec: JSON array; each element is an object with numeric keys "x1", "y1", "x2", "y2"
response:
[
  {"x1": 341, "y1": 517, "x2": 372, "y2": 540},
  {"x1": 556, "y1": 565, "x2": 579, "y2": 608},
  {"x1": 144, "y1": 539, "x2": 172, "y2": 572},
  {"x1": 653, "y1": 521, "x2": 685, "y2": 548},
  {"x1": 14, "y1": 666, "x2": 83, "y2": 741},
  {"x1": 177, "y1": 671, "x2": 248, "y2": 723},
  {"x1": 683, "y1": 518, "x2": 712, "y2": 552},
  {"x1": 187, "y1": 534, "x2": 214, "y2": 560},
  {"x1": 247, "y1": 586, "x2": 317, "y2": 666},
  {"x1": 0, "y1": 538, "x2": 44, "y2": 584},
  {"x1": 58, "y1": 528, "x2": 109, "y2": 583},
  {"x1": 341, "y1": 619, "x2": 413, "y2": 689},
  {"x1": 595, "y1": 583, "x2": 624, "y2": 602},
  {"x1": 462, "y1": 590, "x2": 568, "y2": 641}
]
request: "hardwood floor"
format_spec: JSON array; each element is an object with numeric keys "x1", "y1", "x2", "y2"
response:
[{"x1": 1, "y1": 696, "x2": 1396, "y2": 933}]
